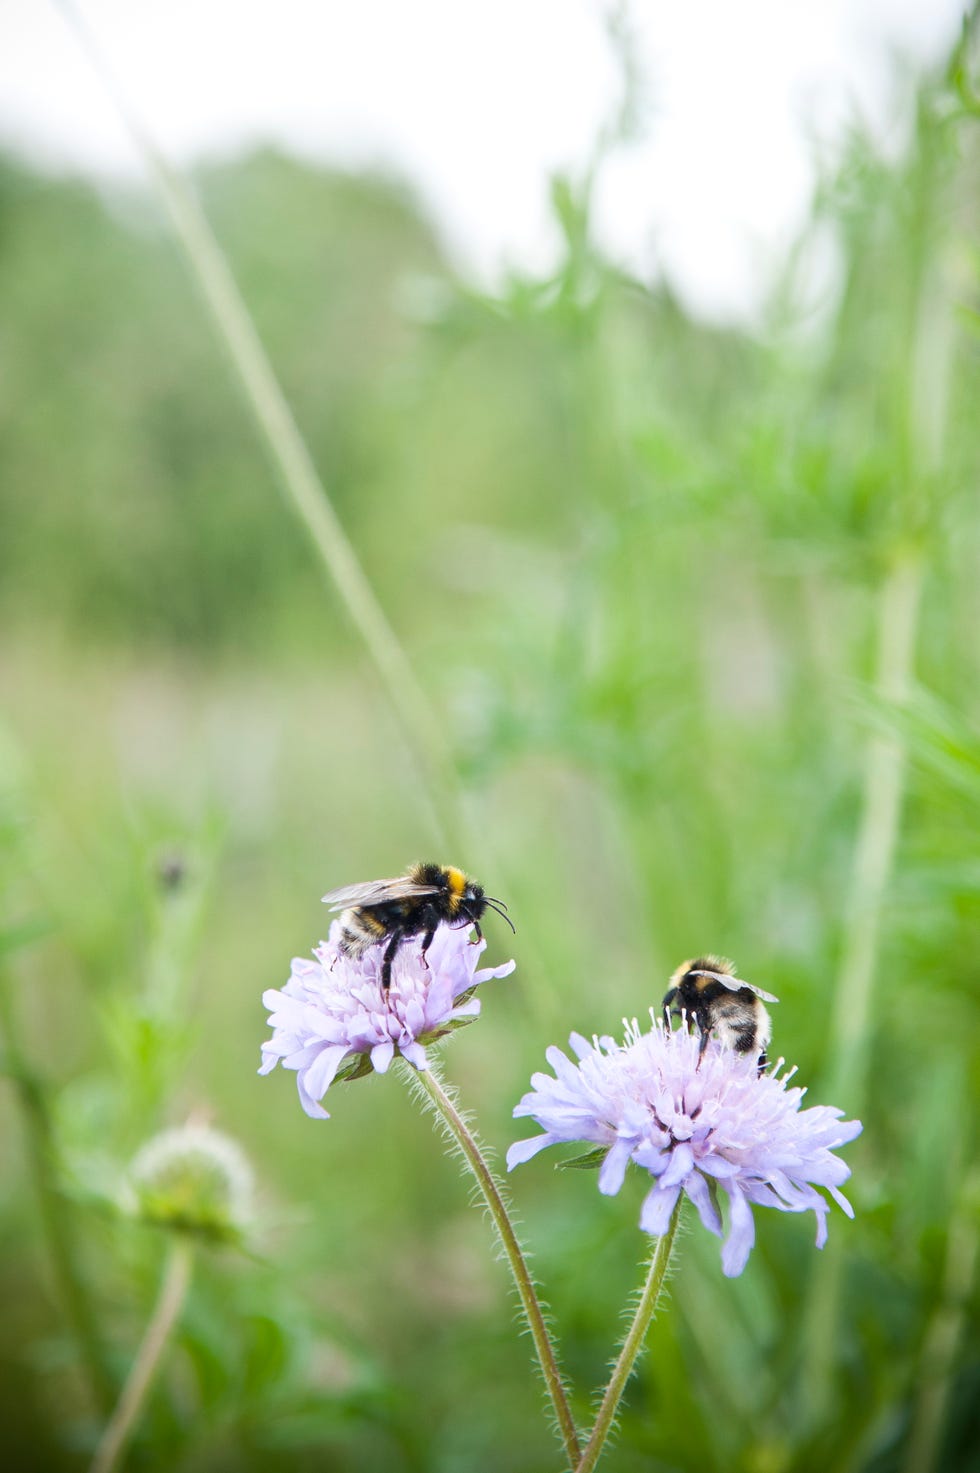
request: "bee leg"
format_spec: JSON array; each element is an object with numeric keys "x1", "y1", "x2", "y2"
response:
[
  {"x1": 418, "y1": 928, "x2": 436, "y2": 970},
  {"x1": 757, "y1": 1049, "x2": 768, "y2": 1074},
  {"x1": 380, "y1": 931, "x2": 404, "y2": 992},
  {"x1": 696, "y1": 1020, "x2": 712, "y2": 1070},
  {"x1": 470, "y1": 921, "x2": 483, "y2": 945},
  {"x1": 662, "y1": 988, "x2": 678, "y2": 1030}
]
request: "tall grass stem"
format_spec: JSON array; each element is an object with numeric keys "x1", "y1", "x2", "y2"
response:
[
  {"x1": 801, "y1": 71, "x2": 963, "y2": 1414},
  {"x1": 0, "y1": 965, "x2": 114, "y2": 1415},
  {"x1": 89, "y1": 1238, "x2": 193, "y2": 1473},
  {"x1": 52, "y1": 0, "x2": 466, "y2": 857},
  {"x1": 575, "y1": 1201, "x2": 681, "y2": 1473},
  {"x1": 824, "y1": 550, "x2": 925, "y2": 1104},
  {"x1": 800, "y1": 551, "x2": 924, "y2": 1428},
  {"x1": 405, "y1": 1063, "x2": 581, "y2": 1468},
  {"x1": 901, "y1": 1170, "x2": 980, "y2": 1473},
  {"x1": 51, "y1": 0, "x2": 567, "y2": 1027}
]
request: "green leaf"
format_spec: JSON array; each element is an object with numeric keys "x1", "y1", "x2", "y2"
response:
[
  {"x1": 556, "y1": 1147, "x2": 608, "y2": 1172},
  {"x1": 333, "y1": 1052, "x2": 373, "y2": 1084}
]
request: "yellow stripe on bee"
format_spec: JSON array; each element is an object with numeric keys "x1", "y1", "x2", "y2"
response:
[
  {"x1": 446, "y1": 867, "x2": 466, "y2": 898},
  {"x1": 358, "y1": 910, "x2": 386, "y2": 937}
]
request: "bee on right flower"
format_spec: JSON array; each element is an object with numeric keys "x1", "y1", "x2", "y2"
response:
[{"x1": 662, "y1": 955, "x2": 778, "y2": 1071}]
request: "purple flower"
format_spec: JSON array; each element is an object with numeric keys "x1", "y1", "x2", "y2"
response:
[
  {"x1": 260, "y1": 922, "x2": 515, "y2": 1119},
  {"x1": 507, "y1": 1016, "x2": 862, "y2": 1277}
]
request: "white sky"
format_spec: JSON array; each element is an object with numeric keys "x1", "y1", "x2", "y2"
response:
[{"x1": 0, "y1": 0, "x2": 968, "y2": 322}]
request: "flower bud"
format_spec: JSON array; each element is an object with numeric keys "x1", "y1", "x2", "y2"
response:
[{"x1": 129, "y1": 1124, "x2": 253, "y2": 1245}]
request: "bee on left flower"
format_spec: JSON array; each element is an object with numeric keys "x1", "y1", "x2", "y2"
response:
[{"x1": 322, "y1": 862, "x2": 514, "y2": 991}]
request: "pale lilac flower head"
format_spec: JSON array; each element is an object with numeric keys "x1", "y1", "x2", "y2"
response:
[
  {"x1": 260, "y1": 923, "x2": 515, "y2": 1119},
  {"x1": 507, "y1": 1015, "x2": 862, "y2": 1277}
]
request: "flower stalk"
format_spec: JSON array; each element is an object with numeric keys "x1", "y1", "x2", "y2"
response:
[
  {"x1": 89, "y1": 1238, "x2": 194, "y2": 1473},
  {"x1": 406, "y1": 1063, "x2": 581, "y2": 1468},
  {"x1": 576, "y1": 1199, "x2": 682, "y2": 1473}
]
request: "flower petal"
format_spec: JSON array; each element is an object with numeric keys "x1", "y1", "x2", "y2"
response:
[
  {"x1": 685, "y1": 1170, "x2": 723, "y2": 1238},
  {"x1": 473, "y1": 957, "x2": 516, "y2": 983},
  {"x1": 640, "y1": 1182, "x2": 681, "y2": 1235},
  {"x1": 721, "y1": 1186, "x2": 755, "y2": 1277},
  {"x1": 598, "y1": 1137, "x2": 635, "y2": 1197},
  {"x1": 545, "y1": 1046, "x2": 584, "y2": 1090},
  {"x1": 506, "y1": 1134, "x2": 558, "y2": 1170},
  {"x1": 302, "y1": 1043, "x2": 350, "y2": 1103},
  {"x1": 828, "y1": 1184, "x2": 854, "y2": 1218},
  {"x1": 813, "y1": 1202, "x2": 830, "y2": 1248},
  {"x1": 659, "y1": 1142, "x2": 694, "y2": 1190},
  {"x1": 696, "y1": 1154, "x2": 741, "y2": 1180},
  {"x1": 297, "y1": 1073, "x2": 330, "y2": 1120},
  {"x1": 370, "y1": 1040, "x2": 395, "y2": 1074},
  {"x1": 400, "y1": 1040, "x2": 428, "y2": 1070},
  {"x1": 404, "y1": 997, "x2": 426, "y2": 1035}
]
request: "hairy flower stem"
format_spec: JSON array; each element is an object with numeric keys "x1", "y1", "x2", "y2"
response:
[
  {"x1": 90, "y1": 1239, "x2": 193, "y2": 1473},
  {"x1": 51, "y1": 0, "x2": 466, "y2": 858},
  {"x1": 407, "y1": 1064, "x2": 581, "y2": 1468},
  {"x1": 576, "y1": 1201, "x2": 681, "y2": 1473},
  {"x1": 0, "y1": 968, "x2": 113, "y2": 1416}
]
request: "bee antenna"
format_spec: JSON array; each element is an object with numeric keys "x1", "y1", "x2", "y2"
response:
[
  {"x1": 486, "y1": 896, "x2": 510, "y2": 911},
  {"x1": 485, "y1": 900, "x2": 516, "y2": 933}
]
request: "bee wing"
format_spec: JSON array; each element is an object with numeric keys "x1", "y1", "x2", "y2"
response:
[
  {"x1": 691, "y1": 969, "x2": 779, "y2": 1004},
  {"x1": 321, "y1": 877, "x2": 442, "y2": 911},
  {"x1": 742, "y1": 982, "x2": 780, "y2": 1004}
]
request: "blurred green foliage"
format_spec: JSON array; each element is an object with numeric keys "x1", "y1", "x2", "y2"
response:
[{"x1": 2, "y1": 18, "x2": 980, "y2": 1473}]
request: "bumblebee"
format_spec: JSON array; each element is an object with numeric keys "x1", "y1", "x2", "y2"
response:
[
  {"x1": 322, "y1": 862, "x2": 514, "y2": 991},
  {"x1": 662, "y1": 955, "x2": 778, "y2": 1069}
]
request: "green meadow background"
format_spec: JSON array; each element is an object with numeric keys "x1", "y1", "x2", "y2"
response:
[{"x1": 2, "y1": 20, "x2": 979, "y2": 1473}]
